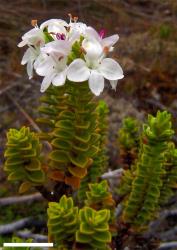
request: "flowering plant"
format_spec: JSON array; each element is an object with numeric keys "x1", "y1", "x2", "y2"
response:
[
  {"x1": 2, "y1": 15, "x2": 177, "y2": 250},
  {"x1": 18, "y1": 15, "x2": 124, "y2": 95}
]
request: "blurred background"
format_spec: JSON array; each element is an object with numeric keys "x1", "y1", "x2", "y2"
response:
[{"x1": 0, "y1": 0, "x2": 177, "y2": 245}]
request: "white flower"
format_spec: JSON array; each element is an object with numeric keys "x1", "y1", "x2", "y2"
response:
[
  {"x1": 18, "y1": 17, "x2": 124, "y2": 95},
  {"x1": 35, "y1": 54, "x2": 68, "y2": 92},
  {"x1": 21, "y1": 46, "x2": 41, "y2": 79},
  {"x1": 40, "y1": 19, "x2": 68, "y2": 33},
  {"x1": 67, "y1": 39, "x2": 123, "y2": 96},
  {"x1": 18, "y1": 26, "x2": 46, "y2": 78},
  {"x1": 40, "y1": 18, "x2": 86, "y2": 43},
  {"x1": 18, "y1": 27, "x2": 45, "y2": 47},
  {"x1": 40, "y1": 19, "x2": 68, "y2": 40},
  {"x1": 41, "y1": 40, "x2": 71, "y2": 57},
  {"x1": 85, "y1": 26, "x2": 119, "y2": 52},
  {"x1": 40, "y1": 22, "x2": 87, "y2": 58},
  {"x1": 69, "y1": 22, "x2": 87, "y2": 36}
]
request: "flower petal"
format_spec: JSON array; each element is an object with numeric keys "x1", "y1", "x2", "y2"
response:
[
  {"x1": 33, "y1": 52, "x2": 47, "y2": 70},
  {"x1": 67, "y1": 59, "x2": 90, "y2": 82},
  {"x1": 40, "y1": 73, "x2": 55, "y2": 92},
  {"x1": 40, "y1": 19, "x2": 68, "y2": 33},
  {"x1": 82, "y1": 38, "x2": 103, "y2": 61},
  {"x1": 35, "y1": 55, "x2": 54, "y2": 76},
  {"x1": 85, "y1": 26, "x2": 101, "y2": 41},
  {"x1": 70, "y1": 22, "x2": 87, "y2": 35},
  {"x1": 27, "y1": 60, "x2": 33, "y2": 79},
  {"x1": 21, "y1": 48, "x2": 31, "y2": 65},
  {"x1": 102, "y1": 34, "x2": 119, "y2": 48},
  {"x1": 88, "y1": 70, "x2": 104, "y2": 96},
  {"x1": 110, "y1": 80, "x2": 118, "y2": 90},
  {"x1": 99, "y1": 58, "x2": 124, "y2": 80},
  {"x1": 20, "y1": 28, "x2": 45, "y2": 47},
  {"x1": 52, "y1": 70, "x2": 66, "y2": 86},
  {"x1": 41, "y1": 40, "x2": 71, "y2": 56},
  {"x1": 18, "y1": 40, "x2": 27, "y2": 47}
]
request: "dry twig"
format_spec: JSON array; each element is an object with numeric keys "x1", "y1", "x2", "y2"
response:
[
  {"x1": 146, "y1": 209, "x2": 177, "y2": 238},
  {"x1": 16, "y1": 230, "x2": 47, "y2": 242},
  {"x1": 0, "y1": 217, "x2": 45, "y2": 234},
  {"x1": 158, "y1": 226, "x2": 177, "y2": 241},
  {"x1": 0, "y1": 193, "x2": 43, "y2": 206},
  {"x1": 158, "y1": 241, "x2": 177, "y2": 250},
  {"x1": 0, "y1": 218, "x2": 33, "y2": 234},
  {"x1": 102, "y1": 168, "x2": 124, "y2": 180}
]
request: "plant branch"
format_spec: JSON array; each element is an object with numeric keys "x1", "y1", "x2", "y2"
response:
[
  {"x1": 102, "y1": 168, "x2": 124, "y2": 180},
  {"x1": 145, "y1": 209, "x2": 177, "y2": 238},
  {"x1": 158, "y1": 242, "x2": 177, "y2": 250},
  {"x1": 0, "y1": 193, "x2": 43, "y2": 206},
  {"x1": 16, "y1": 230, "x2": 47, "y2": 242},
  {"x1": 158, "y1": 226, "x2": 177, "y2": 241},
  {"x1": 0, "y1": 217, "x2": 46, "y2": 234}
]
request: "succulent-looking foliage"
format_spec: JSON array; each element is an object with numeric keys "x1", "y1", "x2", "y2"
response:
[
  {"x1": 85, "y1": 180, "x2": 115, "y2": 210},
  {"x1": 116, "y1": 168, "x2": 135, "y2": 198},
  {"x1": 76, "y1": 207, "x2": 111, "y2": 250},
  {"x1": 4, "y1": 127, "x2": 45, "y2": 193},
  {"x1": 118, "y1": 116, "x2": 140, "y2": 169},
  {"x1": 122, "y1": 111, "x2": 174, "y2": 229},
  {"x1": 35, "y1": 39, "x2": 104, "y2": 190},
  {"x1": 49, "y1": 81, "x2": 100, "y2": 189},
  {"x1": 118, "y1": 117, "x2": 140, "y2": 150},
  {"x1": 37, "y1": 85, "x2": 68, "y2": 141},
  {"x1": 47, "y1": 195, "x2": 78, "y2": 249},
  {"x1": 160, "y1": 142, "x2": 177, "y2": 205},
  {"x1": 7, "y1": 16, "x2": 177, "y2": 250},
  {"x1": 85, "y1": 180, "x2": 116, "y2": 233},
  {"x1": 116, "y1": 117, "x2": 140, "y2": 198},
  {"x1": 78, "y1": 101, "x2": 109, "y2": 201}
]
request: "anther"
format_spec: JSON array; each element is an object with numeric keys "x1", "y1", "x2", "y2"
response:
[
  {"x1": 103, "y1": 46, "x2": 109, "y2": 54},
  {"x1": 59, "y1": 56, "x2": 64, "y2": 61},
  {"x1": 31, "y1": 19, "x2": 38, "y2": 27},
  {"x1": 80, "y1": 47, "x2": 86, "y2": 54},
  {"x1": 73, "y1": 16, "x2": 78, "y2": 22},
  {"x1": 68, "y1": 13, "x2": 73, "y2": 21}
]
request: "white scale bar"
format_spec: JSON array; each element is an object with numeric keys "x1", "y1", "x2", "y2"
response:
[{"x1": 3, "y1": 243, "x2": 53, "y2": 247}]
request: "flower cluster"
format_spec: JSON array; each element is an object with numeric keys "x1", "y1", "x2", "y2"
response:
[{"x1": 18, "y1": 15, "x2": 124, "y2": 96}]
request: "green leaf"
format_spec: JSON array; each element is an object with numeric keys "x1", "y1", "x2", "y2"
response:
[
  {"x1": 68, "y1": 153, "x2": 89, "y2": 168},
  {"x1": 92, "y1": 231, "x2": 111, "y2": 243},
  {"x1": 76, "y1": 231, "x2": 91, "y2": 243},
  {"x1": 80, "y1": 222, "x2": 94, "y2": 235},
  {"x1": 49, "y1": 150, "x2": 69, "y2": 163}
]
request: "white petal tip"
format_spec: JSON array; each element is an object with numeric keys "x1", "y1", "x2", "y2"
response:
[{"x1": 40, "y1": 88, "x2": 45, "y2": 93}]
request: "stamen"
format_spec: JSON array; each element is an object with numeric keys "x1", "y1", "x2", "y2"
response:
[
  {"x1": 80, "y1": 47, "x2": 86, "y2": 54},
  {"x1": 31, "y1": 19, "x2": 38, "y2": 28},
  {"x1": 36, "y1": 40, "x2": 42, "y2": 46},
  {"x1": 65, "y1": 26, "x2": 71, "y2": 32},
  {"x1": 68, "y1": 13, "x2": 78, "y2": 23},
  {"x1": 68, "y1": 13, "x2": 73, "y2": 22},
  {"x1": 60, "y1": 33, "x2": 66, "y2": 40},
  {"x1": 59, "y1": 56, "x2": 64, "y2": 61},
  {"x1": 56, "y1": 33, "x2": 66, "y2": 40},
  {"x1": 103, "y1": 46, "x2": 109, "y2": 54},
  {"x1": 73, "y1": 16, "x2": 78, "y2": 22},
  {"x1": 56, "y1": 33, "x2": 61, "y2": 40}
]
